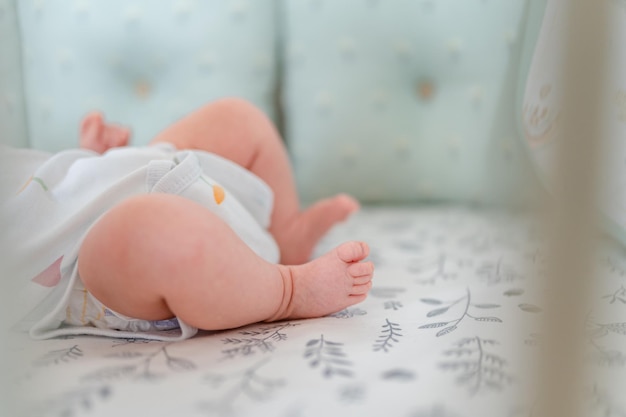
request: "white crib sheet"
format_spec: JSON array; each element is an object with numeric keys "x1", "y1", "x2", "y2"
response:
[{"x1": 3, "y1": 206, "x2": 626, "y2": 417}]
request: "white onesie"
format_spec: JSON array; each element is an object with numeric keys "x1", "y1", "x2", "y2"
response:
[{"x1": 0, "y1": 144, "x2": 279, "y2": 341}]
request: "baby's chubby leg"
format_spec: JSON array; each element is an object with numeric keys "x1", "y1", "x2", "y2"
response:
[
  {"x1": 150, "y1": 98, "x2": 359, "y2": 265},
  {"x1": 77, "y1": 194, "x2": 373, "y2": 330}
]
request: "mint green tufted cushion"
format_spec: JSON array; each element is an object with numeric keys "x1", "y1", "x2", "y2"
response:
[
  {"x1": 0, "y1": 0, "x2": 28, "y2": 148},
  {"x1": 282, "y1": 0, "x2": 538, "y2": 204},
  {"x1": 17, "y1": 0, "x2": 277, "y2": 152}
]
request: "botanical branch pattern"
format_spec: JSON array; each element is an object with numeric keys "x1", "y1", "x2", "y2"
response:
[
  {"x1": 409, "y1": 254, "x2": 457, "y2": 284},
  {"x1": 369, "y1": 286, "x2": 406, "y2": 299},
  {"x1": 602, "y1": 284, "x2": 626, "y2": 305},
  {"x1": 33, "y1": 345, "x2": 83, "y2": 367},
  {"x1": 25, "y1": 385, "x2": 112, "y2": 417},
  {"x1": 588, "y1": 320, "x2": 626, "y2": 367},
  {"x1": 12, "y1": 208, "x2": 626, "y2": 416},
  {"x1": 304, "y1": 335, "x2": 353, "y2": 378},
  {"x1": 439, "y1": 337, "x2": 513, "y2": 395},
  {"x1": 373, "y1": 319, "x2": 403, "y2": 353},
  {"x1": 82, "y1": 343, "x2": 196, "y2": 382},
  {"x1": 476, "y1": 257, "x2": 523, "y2": 285},
  {"x1": 198, "y1": 359, "x2": 284, "y2": 416},
  {"x1": 590, "y1": 384, "x2": 626, "y2": 417},
  {"x1": 384, "y1": 300, "x2": 403, "y2": 310},
  {"x1": 603, "y1": 256, "x2": 626, "y2": 278},
  {"x1": 418, "y1": 288, "x2": 502, "y2": 337},
  {"x1": 330, "y1": 307, "x2": 367, "y2": 319},
  {"x1": 221, "y1": 323, "x2": 298, "y2": 359}
]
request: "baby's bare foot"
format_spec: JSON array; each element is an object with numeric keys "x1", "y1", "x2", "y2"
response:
[
  {"x1": 268, "y1": 241, "x2": 373, "y2": 321},
  {"x1": 274, "y1": 194, "x2": 360, "y2": 265},
  {"x1": 80, "y1": 112, "x2": 130, "y2": 153}
]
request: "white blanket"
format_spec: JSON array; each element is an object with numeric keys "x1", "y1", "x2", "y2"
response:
[{"x1": 3, "y1": 206, "x2": 625, "y2": 417}]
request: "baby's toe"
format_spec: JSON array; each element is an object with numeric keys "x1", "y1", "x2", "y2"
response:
[
  {"x1": 350, "y1": 281, "x2": 372, "y2": 296},
  {"x1": 336, "y1": 241, "x2": 370, "y2": 263},
  {"x1": 348, "y1": 261, "x2": 374, "y2": 278}
]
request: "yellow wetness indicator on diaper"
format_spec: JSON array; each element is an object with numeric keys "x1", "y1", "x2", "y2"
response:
[
  {"x1": 213, "y1": 185, "x2": 225, "y2": 205},
  {"x1": 199, "y1": 174, "x2": 225, "y2": 205}
]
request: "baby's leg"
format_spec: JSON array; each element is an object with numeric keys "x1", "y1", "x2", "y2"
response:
[
  {"x1": 80, "y1": 112, "x2": 130, "y2": 153},
  {"x1": 150, "y1": 98, "x2": 359, "y2": 265},
  {"x1": 77, "y1": 194, "x2": 373, "y2": 330}
]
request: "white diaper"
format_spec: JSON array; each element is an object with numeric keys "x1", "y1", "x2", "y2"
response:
[{"x1": 3, "y1": 144, "x2": 280, "y2": 341}]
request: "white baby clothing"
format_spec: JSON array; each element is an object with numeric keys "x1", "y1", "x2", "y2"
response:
[{"x1": 0, "y1": 143, "x2": 279, "y2": 341}]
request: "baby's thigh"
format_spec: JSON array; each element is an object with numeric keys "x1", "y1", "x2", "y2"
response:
[{"x1": 77, "y1": 194, "x2": 212, "y2": 321}]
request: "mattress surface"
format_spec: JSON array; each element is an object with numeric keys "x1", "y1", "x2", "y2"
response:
[{"x1": 3, "y1": 206, "x2": 625, "y2": 417}]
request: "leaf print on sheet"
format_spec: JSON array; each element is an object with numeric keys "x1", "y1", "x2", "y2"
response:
[
  {"x1": 418, "y1": 288, "x2": 502, "y2": 337},
  {"x1": 476, "y1": 257, "x2": 524, "y2": 285},
  {"x1": 407, "y1": 404, "x2": 460, "y2": 417},
  {"x1": 338, "y1": 384, "x2": 366, "y2": 404},
  {"x1": 439, "y1": 337, "x2": 514, "y2": 396},
  {"x1": 82, "y1": 343, "x2": 196, "y2": 382},
  {"x1": 601, "y1": 285, "x2": 626, "y2": 305},
  {"x1": 304, "y1": 335, "x2": 353, "y2": 378},
  {"x1": 330, "y1": 307, "x2": 367, "y2": 319},
  {"x1": 458, "y1": 232, "x2": 492, "y2": 251},
  {"x1": 590, "y1": 384, "x2": 626, "y2": 417},
  {"x1": 221, "y1": 323, "x2": 299, "y2": 359},
  {"x1": 32, "y1": 345, "x2": 83, "y2": 367},
  {"x1": 369, "y1": 286, "x2": 406, "y2": 299},
  {"x1": 588, "y1": 320, "x2": 626, "y2": 367},
  {"x1": 384, "y1": 300, "x2": 403, "y2": 310},
  {"x1": 603, "y1": 255, "x2": 626, "y2": 278},
  {"x1": 198, "y1": 359, "x2": 285, "y2": 417},
  {"x1": 373, "y1": 319, "x2": 403, "y2": 353},
  {"x1": 24, "y1": 385, "x2": 112, "y2": 417},
  {"x1": 408, "y1": 254, "x2": 458, "y2": 284}
]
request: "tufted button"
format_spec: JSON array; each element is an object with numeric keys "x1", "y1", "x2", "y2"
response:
[
  {"x1": 309, "y1": 0, "x2": 323, "y2": 10},
  {"x1": 33, "y1": 0, "x2": 45, "y2": 14},
  {"x1": 338, "y1": 36, "x2": 357, "y2": 60},
  {"x1": 287, "y1": 41, "x2": 305, "y2": 66},
  {"x1": 134, "y1": 79, "x2": 152, "y2": 100},
  {"x1": 253, "y1": 53, "x2": 271, "y2": 75},
  {"x1": 371, "y1": 88, "x2": 389, "y2": 110},
  {"x1": 173, "y1": 0, "x2": 194, "y2": 19},
  {"x1": 446, "y1": 38, "x2": 463, "y2": 58},
  {"x1": 123, "y1": 5, "x2": 143, "y2": 25},
  {"x1": 229, "y1": 0, "x2": 249, "y2": 21},
  {"x1": 73, "y1": 0, "x2": 91, "y2": 16},
  {"x1": 393, "y1": 40, "x2": 412, "y2": 62},
  {"x1": 393, "y1": 137, "x2": 411, "y2": 157},
  {"x1": 4, "y1": 94, "x2": 15, "y2": 114},
  {"x1": 469, "y1": 85, "x2": 484, "y2": 106},
  {"x1": 505, "y1": 30, "x2": 517, "y2": 47},
  {"x1": 38, "y1": 96, "x2": 52, "y2": 119},
  {"x1": 417, "y1": 79, "x2": 435, "y2": 101},
  {"x1": 57, "y1": 48, "x2": 74, "y2": 71},
  {"x1": 315, "y1": 91, "x2": 334, "y2": 115},
  {"x1": 446, "y1": 135, "x2": 461, "y2": 157},
  {"x1": 341, "y1": 144, "x2": 358, "y2": 164},
  {"x1": 422, "y1": 0, "x2": 434, "y2": 12},
  {"x1": 197, "y1": 52, "x2": 216, "y2": 73}
]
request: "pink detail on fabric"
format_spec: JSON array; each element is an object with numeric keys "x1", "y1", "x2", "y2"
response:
[{"x1": 32, "y1": 256, "x2": 64, "y2": 287}]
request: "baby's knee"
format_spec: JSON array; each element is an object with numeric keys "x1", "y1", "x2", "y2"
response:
[
  {"x1": 202, "y1": 98, "x2": 274, "y2": 140},
  {"x1": 205, "y1": 97, "x2": 264, "y2": 120}
]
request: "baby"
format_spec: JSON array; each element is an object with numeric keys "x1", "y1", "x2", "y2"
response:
[{"x1": 2, "y1": 98, "x2": 373, "y2": 340}]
